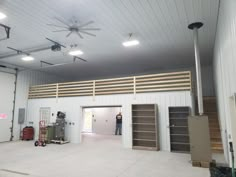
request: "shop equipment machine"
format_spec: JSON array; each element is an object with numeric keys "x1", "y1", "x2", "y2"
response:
[{"x1": 51, "y1": 111, "x2": 69, "y2": 144}]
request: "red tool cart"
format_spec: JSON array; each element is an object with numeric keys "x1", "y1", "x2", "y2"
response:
[
  {"x1": 22, "y1": 126, "x2": 34, "y2": 140},
  {"x1": 34, "y1": 120, "x2": 47, "y2": 147}
]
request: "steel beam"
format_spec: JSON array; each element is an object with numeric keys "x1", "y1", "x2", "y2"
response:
[
  {"x1": 0, "y1": 46, "x2": 51, "y2": 59},
  {"x1": 0, "y1": 23, "x2": 11, "y2": 41}
]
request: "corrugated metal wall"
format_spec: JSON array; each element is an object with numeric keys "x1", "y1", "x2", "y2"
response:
[
  {"x1": 213, "y1": 0, "x2": 236, "y2": 163},
  {"x1": 13, "y1": 70, "x2": 66, "y2": 140},
  {"x1": 27, "y1": 91, "x2": 192, "y2": 151}
]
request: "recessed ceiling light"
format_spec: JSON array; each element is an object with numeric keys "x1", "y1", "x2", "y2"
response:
[
  {"x1": 0, "y1": 12, "x2": 7, "y2": 20},
  {"x1": 22, "y1": 56, "x2": 34, "y2": 61},
  {"x1": 69, "y1": 50, "x2": 83, "y2": 56},
  {"x1": 122, "y1": 40, "x2": 140, "y2": 47}
]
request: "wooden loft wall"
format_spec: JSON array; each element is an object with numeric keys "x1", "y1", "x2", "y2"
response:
[{"x1": 28, "y1": 71, "x2": 192, "y2": 99}]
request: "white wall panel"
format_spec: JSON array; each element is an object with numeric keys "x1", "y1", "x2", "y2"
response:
[
  {"x1": 213, "y1": 0, "x2": 236, "y2": 163},
  {"x1": 13, "y1": 70, "x2": 65, "y2": 140},
  {"x1": 27, "y1": 91, "x2": 192, "y2": 151}
]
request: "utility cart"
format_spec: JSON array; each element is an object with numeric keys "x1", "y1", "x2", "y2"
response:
[{"x1": 34, "y1": 120, "x2": 47, "y2": 147}]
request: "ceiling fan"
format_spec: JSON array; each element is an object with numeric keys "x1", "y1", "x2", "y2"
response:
[{"x1": 47, "y1": 17, "x2": 100, "y2": 38}]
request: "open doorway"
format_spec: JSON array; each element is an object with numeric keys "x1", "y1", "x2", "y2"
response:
[
  {"x1": 82, "y1": 108, "x2": 93, "y2": 133},
  {"x1": 82, "y1": 106, "x2": 122, "y2": 143}
]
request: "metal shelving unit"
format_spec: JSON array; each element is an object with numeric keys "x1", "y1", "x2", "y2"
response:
[
  {"x1": 169, "y1": 106, "x2": 190, "y2": 153},
  {"x1": 132, "y1": 104, "x2": 159, "y2": 151}
]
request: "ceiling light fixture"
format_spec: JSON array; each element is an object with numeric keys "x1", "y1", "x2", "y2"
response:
[
  {"x1": 22, "y1": 55, "x2": 34, "y2": 61},
  {"x1": 0, "y1": 12, "x2": 7, "y2": 20},
  {"x1": 69, "y1": 50, "x2": 83, "y2": 56},
  {"x1": 123, "y1": 40, "x2": 140, "y2": 47},
  {"x1": 122, "y1": 33, "x2": 139, "y2": 47}
]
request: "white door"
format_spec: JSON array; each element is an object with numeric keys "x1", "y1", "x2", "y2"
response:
[
  {"x1": 39, "y1": 107, "x2": 51, "y2": 125},
  {"x1": 92, "y1": 107, "x2": 121, "y2": 134},
  {"x1": 0, "y1": 72, "x2": 15, "y2": 142}
]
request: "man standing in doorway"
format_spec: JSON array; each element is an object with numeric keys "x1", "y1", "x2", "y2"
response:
[{"x1": 115, "y1": 112, "x2": 122, "y2": 135}]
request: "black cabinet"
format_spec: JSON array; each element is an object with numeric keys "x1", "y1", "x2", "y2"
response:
[{"x1": 169, "y1": 107, "x2": 190, "y2": 153}]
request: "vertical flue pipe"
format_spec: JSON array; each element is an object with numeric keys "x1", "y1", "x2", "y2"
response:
[{"x1": 188, "y1": 22, "x2": 204, "y2": 115}]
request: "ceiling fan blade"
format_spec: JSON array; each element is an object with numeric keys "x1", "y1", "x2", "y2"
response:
[
  {"x1": 78, "y1": 21, "x2": 94, "y2": 28},
  {"x1": 46, "y1": 24, "x2": 68, "y2": 29},
  {"x1": 55, "y1": 17, "x2": 70, "y2": 27},
  {"x1": 79, "y1": 31, "x2": 96, "y2": 37},
  {"x1": 66, "y1": 31, "x2": 73, "y2": 37},
  {"x1": 76, "y1": 32, "x2": 83, "y2": 39},
  {"x1": 74, "y1": 56, "x2": 87, "y2": 62},
  {"x1": 79, "y1": 28, "x2": 101, "y2": 31},
  {"x1": 52, "y1": 30, "x2": 69, "y2": 32}
]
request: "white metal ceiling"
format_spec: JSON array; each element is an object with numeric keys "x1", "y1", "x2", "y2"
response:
[{"x1": 0, "y1": 0, "x2": 219, "y2": 80}]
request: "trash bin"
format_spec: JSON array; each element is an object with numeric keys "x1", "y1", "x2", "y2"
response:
[
  {"x1": 46, "y1": 126, "x2": 55, "y2": 144},
  {"x1": 210, "y1": 163, "x2": 236, "y2": 177}
]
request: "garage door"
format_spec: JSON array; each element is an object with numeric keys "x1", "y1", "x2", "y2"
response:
[{"x1": 0, "y1": 72, "x2": 15, "y2": 142}]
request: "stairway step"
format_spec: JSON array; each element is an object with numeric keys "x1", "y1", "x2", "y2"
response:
[
  {"x1": 208, "y1": 119, "x2": 220, "y2": 122},
  {"x1": 208, "y1": 118, "x2": 219, "y2": 121},
  {"x1": 210, "y1": 136, "x2": 222, "y2": 140},
  {"x1": 197, "y1": 97, "x2": 223, "y2": 154},
  {"x1": 210, "y1": 135, "x2": 221, "y2": 138},
  {"x1": 209, "y1": 126, "x2": 220, "y2": 130},
  {"x1": 210, "y1": 137, "x2": 222, "y2": 140},
  {"x1": 209, "y1": 124, "x2": 219, "y2": 126},
  {"x1": 211, "y1": 141, "x2": 223, "y2": 145},
  {"x1": 208, "y1": 116, "x2": 219, "y2": 119},
  {"x1": 208, "y1": 121, "x2": 219, "y2": 124},
  {"x1": 212, "y1": 148, "x2": 224, "y2": 153},
  {"x1": 209, "y1": 124, "x2": 219, "y2": 127},
  {"x1": 205, "y1": 112, "x2": 218, "y2": 115},
  {"x1": 210, "y1": 134, "x2": 222, "y2": 137},
  {"x1": 211, "y1": 139, "x2": 222, "y2": 143},
  {"x1": 210, "y1": 127, "x2": 221, "y2": 130},
  {"x1": 212, "y1": 146, "x2": 223, "y2": 150},
  {"x1": 208, "y1": 122, "x2": 220, "y2": 126}
]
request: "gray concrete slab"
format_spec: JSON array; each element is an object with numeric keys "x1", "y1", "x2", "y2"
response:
[{"x1": 0, "y1": 134, "x2": 209, "y2": 177}]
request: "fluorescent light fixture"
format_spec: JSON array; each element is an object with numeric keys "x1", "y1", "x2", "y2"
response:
[
  {"x1": 69, "y1": 50, "x2": 83, "y2": 56},
  {"x1": 0, "y1": 12, "x2": 7, "y2": 20},
  {"x1": 22, "y1": 56, "x2": 34, "y2": 61},
  {"x1": 122, "y1": 40, "x2": 140, "y2": 47}
]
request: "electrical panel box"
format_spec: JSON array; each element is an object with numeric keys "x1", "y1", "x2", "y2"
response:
[{"x1": 18, "y1": 108, "x2": 25, "y2": 124}]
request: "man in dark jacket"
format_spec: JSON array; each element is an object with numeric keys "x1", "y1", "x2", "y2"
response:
[{"x1": 115, "y1": 112, "x2": 122, "y2": 135}]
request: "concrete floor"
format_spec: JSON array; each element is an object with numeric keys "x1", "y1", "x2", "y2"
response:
[{"x1": 0, "y1": 134, "x2": 210, "y2": 177}]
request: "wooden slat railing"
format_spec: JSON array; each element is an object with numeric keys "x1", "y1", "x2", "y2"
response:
[
  {"x1": 28, "y1": 71, "x2": 192, "y2": 99},
  {"x1": 58, "y1": 80, "x2": 93, "y2": 97},
  {"x1": 28, "y1": 84, "x2": 57, "y2": 99},
  {"x1": 95, "y1": 77, "x2": 133, "y2": 95}
]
